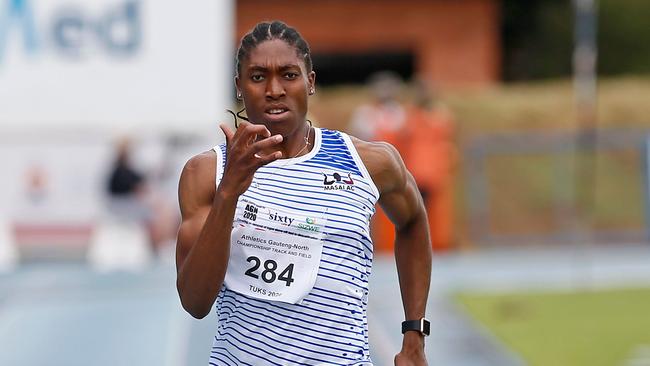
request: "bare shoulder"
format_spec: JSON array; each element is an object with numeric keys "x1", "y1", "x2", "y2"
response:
[
  {"x1": 182, "y1": 150, "x2": 217, "y2": 177},
  {"x1": 350, "y1": 135, "x2": 407, "y2": 196},
  {"x1": 178, "y1": 150, "x2": 217, "y2": 216}
]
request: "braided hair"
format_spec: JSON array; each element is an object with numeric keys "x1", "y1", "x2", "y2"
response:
[{"x1": 236, "y1": 21, "x2": 313, "y2": 75}]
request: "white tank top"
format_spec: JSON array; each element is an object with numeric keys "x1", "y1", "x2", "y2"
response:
[{"x1": 210, "y1": 128, "x2": 379, "y2": 365}]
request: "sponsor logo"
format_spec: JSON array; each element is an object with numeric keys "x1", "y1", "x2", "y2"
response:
[
  {"x1": 268, "y1": 211, "x2": 294, "y2": 226},
  {"x1": 0, "y1": 0, "x2": 141, "y2": 65},
  {"x1": 322, "y1": 171, "x2": 355, "y2": 191},
  {"x1": 297, "y1": 217, "x2": 320, "y2": 233}
]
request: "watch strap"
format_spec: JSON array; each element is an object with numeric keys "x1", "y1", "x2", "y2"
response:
[{"x1": 401, "y1": 318, "x2": 430, "y2": 336}]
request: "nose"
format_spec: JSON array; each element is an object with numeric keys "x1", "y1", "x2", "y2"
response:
[{"x1": 265, "y1": 75, "x2": 285, "y2": 99}]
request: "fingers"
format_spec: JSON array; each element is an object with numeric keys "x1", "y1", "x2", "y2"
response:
[
  {"x1": 249, "y1": 134, "x2": 283, "y2": 164},
  {"x1": 254, "y1": 150, "x2": 283, "y2": 166},
  {"x1": 250, "y1": 134, "x2": 283, "y2": 153},
  {"x1": 236, "y1": 121, "x2": 271, "y2": 145},
  {"x1": 248, "y1": 134, "x2": 283, "y2": 167},
  {"x1": 222, "y1": 120, "x2": 282, "y2": 167}
]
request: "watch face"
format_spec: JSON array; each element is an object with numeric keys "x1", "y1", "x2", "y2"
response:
[{"x1": 422, "y1": 318, "x2": 431, "y2": 335}]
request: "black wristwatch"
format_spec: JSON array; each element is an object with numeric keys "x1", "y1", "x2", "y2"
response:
[{"x1": 401, "y1": 318, "x2": 430, "y2": 336}]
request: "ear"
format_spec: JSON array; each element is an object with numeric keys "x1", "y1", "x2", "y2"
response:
[
  {"x1": 307, "y1": 71, "x2": 316, "y2": 94},
  {"x1": 234, "y1": 76, "x2": 242, "y2": 97}
]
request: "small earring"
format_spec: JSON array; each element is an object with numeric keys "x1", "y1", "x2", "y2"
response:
[
  {"x1": 236, "y1": 93, "x2": 242, "y2": 100},
  {"x1": 309, "y1": 88, "x2": 315, "y2": 95}
]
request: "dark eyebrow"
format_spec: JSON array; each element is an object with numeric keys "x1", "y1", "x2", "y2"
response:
[
  {"x1": 279, "y1": 64, "x2": 301, "y2": 71},
  {"x1": 248, "y1": 65, "x2": 268, "y2": 72},
  {"x1": 247, "y1": 64, "x2": 301, "y2": 72}
]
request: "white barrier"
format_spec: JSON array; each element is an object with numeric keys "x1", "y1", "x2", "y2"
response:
[
  {"x1": 0, "y1": 219, "x2": 18, "y2": 272},
  {"x1": 87, "y1": 220, "x2": 152, "y2": 272}
]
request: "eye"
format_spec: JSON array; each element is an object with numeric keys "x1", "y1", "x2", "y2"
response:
[
  {"x1": 251, "y1": 74, "x2": 264, "y2": 82},
  {"x1": 284, "y1": 72, "x2": 299, "y2": 80}
]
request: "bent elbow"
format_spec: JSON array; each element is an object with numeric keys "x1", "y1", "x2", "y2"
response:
[
  {"x1": 177, "y1": 282, "x2": 211, "y2": 319},
  {"x1": 188, "y1": 307, "x2": 210, "y2": 320},
  {"x1": 180, "y1": 296, "x2": 210, "y2": 319}
]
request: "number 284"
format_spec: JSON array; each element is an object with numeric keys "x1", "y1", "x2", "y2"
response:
[{"x1": 245, "y1": 256, "x2": 295, "y2": 287}]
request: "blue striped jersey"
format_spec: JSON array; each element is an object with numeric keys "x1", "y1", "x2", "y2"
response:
[{"x1": 209, "y1": 128, "x2": 379, "y2": 365}]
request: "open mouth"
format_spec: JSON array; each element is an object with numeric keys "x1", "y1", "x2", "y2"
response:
[
  {"x1": 264, "y1": 106, "x2": 290, "y2": 120},
  {"x1": 267, "y1": 108, "x2": 288, "y2": 115}
]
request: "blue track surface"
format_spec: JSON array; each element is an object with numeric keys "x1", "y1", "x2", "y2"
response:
[
  {"x1": 0, "y1": 258, "x2": 427, "y2": 365},
  {"x1": 3, "y1": 244, "x2": 649, "y2": 365}
]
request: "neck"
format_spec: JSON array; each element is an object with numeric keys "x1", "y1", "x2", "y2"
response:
[{"x1": 263, "y1": 122, "x2": 314, "y2": 160}]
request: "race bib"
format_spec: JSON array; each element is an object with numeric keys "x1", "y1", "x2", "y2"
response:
[{"x1": 224, "y1": 199, "x2": 327, "y2": 304}]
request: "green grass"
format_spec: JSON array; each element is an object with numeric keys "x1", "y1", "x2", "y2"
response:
[
  {"x1": 456, "y1": 288, "x2": 650, "y2": 366},
  {"x1": 591, "y1": 150, "x2": 645, "y2": 230},
  {"x1": 487, "y1": 154, "x2": 561, "y2": 235},
  {"x1": 485, "y1": 150, "x2": 645, "y2": 236}
]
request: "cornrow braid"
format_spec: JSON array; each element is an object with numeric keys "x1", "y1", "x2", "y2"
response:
[{"x1": 236, "y1": 20, "x2": 313, "y2": 75}]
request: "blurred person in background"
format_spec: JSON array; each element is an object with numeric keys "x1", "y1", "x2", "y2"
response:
[
  {"x1": 107, "y1": 137, "x2": 145, "y2": 200},
  {"x1": 25, "y1": 164, "x2": 49, "y2": 204},
  {"x1": 399, "y1": 77, "x2": 457, "y2": 252},
  {"x1": 104, "y1": 138, "x2": 153, "y2": 247},
  {"x1": 12, "y1": 164, "x2": 54, "y2": 224},
  {"x1": 349, "y1": 71, "x2": 406, "y2": 144},
  {"x1": 106, "y1": 138, "x2": 150, "y2": 219},
  {"x1": 10, "y1": 164, "x2": 52, "y2": 248},
  {"x1": 176, "y1": 21, "x2": 432, "y2": 365},
  {"x1": 90, "y1": 137, "x2": 175, "y2": 269},
  {"x1": 349, "y1": 71, "x2": 407, "y2": 253}
]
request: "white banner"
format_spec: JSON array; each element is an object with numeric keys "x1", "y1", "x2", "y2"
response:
[{"x1": 0, "y1": 0, "x2": 232, "y2": 135}]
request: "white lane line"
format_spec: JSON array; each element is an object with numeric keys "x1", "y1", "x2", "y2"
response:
[{"x1": 626, "y1": 344, "x2": 650, "y2": 366}]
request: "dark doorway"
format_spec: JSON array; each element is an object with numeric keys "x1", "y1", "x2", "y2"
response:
[{"x1": 312, "y1": 51, "x2": 414, "y2": 86}]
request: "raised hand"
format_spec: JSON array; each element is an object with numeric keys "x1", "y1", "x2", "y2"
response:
[{"x1": 218, "y1": 121, "x2": 283, "y2": 197}]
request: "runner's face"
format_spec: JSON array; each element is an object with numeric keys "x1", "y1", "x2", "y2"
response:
[{"x1": 236, "y1": 39, "x2": 315, "y2": 136}]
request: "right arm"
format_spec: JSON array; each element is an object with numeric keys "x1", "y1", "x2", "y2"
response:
[
  {"x1": 176, "y1": 122, "x2": 283, "y2": 319},
  {"x1": 175, "y1": 151, "x2": 238, "y2": 319}
]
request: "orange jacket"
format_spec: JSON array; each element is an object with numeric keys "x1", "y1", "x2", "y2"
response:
[{"x1": 400, "y1": 107, "x2": 455, "y2": 190}]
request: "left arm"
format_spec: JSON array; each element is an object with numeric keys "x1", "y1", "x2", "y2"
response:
[{"x1": 354, "y1": 138, "x2": 432, "y2": 365}]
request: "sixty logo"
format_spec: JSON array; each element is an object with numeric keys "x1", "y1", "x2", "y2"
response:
[
  {"x1": 322, "y1": 172, "x2": 355, "y2": 191},
  {"x1": 268, "y1": 210, "x2": 294, "y2": 226},
  {"x1": 244, "y1": 200, "x2": 321, "y2": 234}
]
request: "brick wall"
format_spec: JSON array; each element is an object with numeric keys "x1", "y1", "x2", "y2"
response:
[{"x1": 237, "y1": 0, "x2": 501, "y2": 87}]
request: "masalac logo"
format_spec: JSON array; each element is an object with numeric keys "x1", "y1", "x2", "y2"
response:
[{"x1": 322, "y1": 172, "x2": 354, "y2": 191}]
